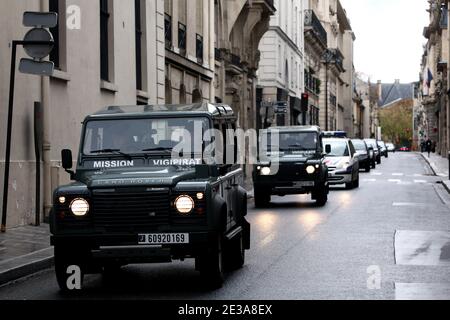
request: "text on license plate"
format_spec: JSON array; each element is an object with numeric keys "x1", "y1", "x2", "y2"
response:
[{"x1": 138, "y1": 233, "x2": 189, "y2": 245}]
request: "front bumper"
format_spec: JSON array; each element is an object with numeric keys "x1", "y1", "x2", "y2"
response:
[
  {"x1": 327, "y1": 168, "x2": 353, "y2": 184},
  {"x1": 254, "y1": 175, "x2": 323, "y2": 195},
  {"x1": 51, "y1": 231, "x2": 217, "y2": 262}
]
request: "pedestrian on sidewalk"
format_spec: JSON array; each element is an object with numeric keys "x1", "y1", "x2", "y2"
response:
[{"x1": 426, "y1": 138, "x2": 432, "y2": 158}]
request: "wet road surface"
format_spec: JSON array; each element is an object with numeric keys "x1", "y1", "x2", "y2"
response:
[{"x1": 1, "y1": 152, "x2": 450, "y2": 300}]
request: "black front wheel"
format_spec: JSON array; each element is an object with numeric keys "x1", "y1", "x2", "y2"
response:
[
  {"x1": 313, "y1": 185, "x2": 329, "y2": 207},
  {"x1": 54, "y1": 246, "x2": 87, "y2": 293},
  {"x1": 254, "y1": 188, "x2": 270, "y2": 208},
  {"x1": 198, "y1": 240, "x2": 225, "y2": 289},
  {"x1": 365, "y1": 161, "x2": 371, "y2": 173}
]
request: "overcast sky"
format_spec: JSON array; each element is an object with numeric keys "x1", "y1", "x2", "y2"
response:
[{"x1": 339, "y1": 0, "x2": 429, "y2": 84}]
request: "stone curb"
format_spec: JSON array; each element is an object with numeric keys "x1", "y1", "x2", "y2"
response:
[{"x1": 0, "y1": 247, "x2": 54, "y2": 286}]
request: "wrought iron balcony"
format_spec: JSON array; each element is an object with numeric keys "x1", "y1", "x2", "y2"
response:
[
  {"x1": 304, "y1": 9, "x2": 327, "y2": 48},
  {"x1": 329, "y1": 48, "x2": 345, "y2": 72}
]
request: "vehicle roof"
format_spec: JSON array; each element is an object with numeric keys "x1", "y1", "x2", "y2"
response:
[
  {"x1": 264, "y1": 125, "x2": 321, "y2": 133},
  {"x1": 85, "y1": 103, "x2": 236, "y2": 120}
]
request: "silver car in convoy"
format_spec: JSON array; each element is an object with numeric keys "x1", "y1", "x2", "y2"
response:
[{"x1": 323, "y1": 138, "x2": 360, "y2": 189}]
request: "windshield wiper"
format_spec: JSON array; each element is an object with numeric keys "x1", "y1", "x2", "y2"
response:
[
  {"x1": 90, "y1": 149, "x2": 132, "y2": 159},
  {"x1": 141, "y1": 147, "x2": 173, "y2": 153}
]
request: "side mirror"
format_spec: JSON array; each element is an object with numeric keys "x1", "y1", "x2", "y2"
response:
[
  {"x1": 61, "y1": 149, "x2": 75, "y2": 180},
  {"x1": 61, "y1": 149, "x2": 73, "y2": 170},
  {"x1": 325, "y1": 144, "x2": 331, "y2": 154}
]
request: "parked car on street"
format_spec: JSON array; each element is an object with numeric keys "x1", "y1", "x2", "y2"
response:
[
  {"x1": 351, "y1": 139, "x2": 372, "y2": 172},
  {"x1": 323, "y1": 138, "x2": 360, "y2": 189},
  {"x1": 377, "y1": 141, "x2": 388, "y2": 158},
  {"x1": 398, "y1": 146, "x2": 410, "y2": 152},
  {"x1": 364, "y1": 139, "x2": 381, "y2": 165},
  {"x1": 386, "y1": 143, "x2": 396, "y2": 153}
]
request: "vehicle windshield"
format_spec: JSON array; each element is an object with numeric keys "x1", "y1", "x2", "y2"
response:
[
  {"x1": 324, "y1": 140, "x2": 350, "y2": 157},
  {"x1": 82, "y1": 117, "x2": 210, "y2": 156},
  {"x1": 263, "y1": 131, "x2": 318, "y2": 154},
  {"x1": 352, "y1": 140, "x2": 367, "y2": 151}
]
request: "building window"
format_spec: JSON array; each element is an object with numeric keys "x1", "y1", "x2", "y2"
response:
[
  {"x1": 164, "y1": 14, "x2": 172, "y2": 49},
  {"x1": 49, "y1": 0, "x2": 60, "y2": 69},
  {"x1": 196, "y1": 34, "x2": 203, "y2": 63},
  {"x1": 178, "y1": 23, "x2": 186, "y2": 54},
  {"x1": 100, "y1": 0, "x2": 110, "y2": 81},
  {"x1": 135, "y1": 0, "x2": 143, "y2": 90}
]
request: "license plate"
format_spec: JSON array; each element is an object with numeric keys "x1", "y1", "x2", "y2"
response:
[
  {"x1": 293, "y1": 181, "x2": 315, "y2": 187},
  {"x1": 138, "y1": 233, "x2": 189, "y2": 245}
]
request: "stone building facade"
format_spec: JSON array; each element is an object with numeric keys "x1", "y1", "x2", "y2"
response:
[
  {"x1": 163, "y1": 0, "x2": 215, "y2": 104},
  {"x1": 420, "y1": 0, "x2": 449, "y2": 156},
  {"x1": 306, "y1": 0, "x2": 354, "y2": 133},
  {"x1": 214, "y1": 0, "x2": 275, "y2": 131},
  {"x1": 257, "y1": 0, "x2": 305, "y2": 128}
]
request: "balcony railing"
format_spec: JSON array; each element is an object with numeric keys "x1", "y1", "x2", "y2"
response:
[
  {"x1": 305, "y1": 9, "x2": 327, "y2": 47},
  {"x1": 330, "y1": 48, "x2": 344, "y2": 72}
]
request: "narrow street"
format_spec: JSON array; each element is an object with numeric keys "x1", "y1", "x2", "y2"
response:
[{"x1": 1, "y1": 152, "x2": 449, "y2": 300}]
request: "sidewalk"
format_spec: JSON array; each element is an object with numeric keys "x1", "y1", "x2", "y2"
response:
[
  {"x1": 420, "y1": 151, "x2": 450, "y2": 193},
  {"x1": 0, "y1": 225, "x2": 53, "y2": 286}
]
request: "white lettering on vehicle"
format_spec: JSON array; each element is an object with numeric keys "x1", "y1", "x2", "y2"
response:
[
  {"x1": 93, "y1": 161, "x2": 134, "y2": 168},
  {"x1": 152, "y1": 159, "x2": 202, "y2": 166}
]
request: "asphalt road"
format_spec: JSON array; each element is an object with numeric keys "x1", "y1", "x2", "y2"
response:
[{"x1": 1, "y1": 152, "x2": 450, "y2": 300}]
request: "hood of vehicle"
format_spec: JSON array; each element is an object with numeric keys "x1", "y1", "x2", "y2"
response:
[
  {"x1": 266, "y1": 152, "x2": 318, "y2": 164},
  {"x1": 80, "y1": 166, "x2": 197, "y2": 188}
]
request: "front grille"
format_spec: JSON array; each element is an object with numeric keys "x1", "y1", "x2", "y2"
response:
[
  {"x1": 92, "y1": 188, "x2": 170, "y2": 232},
  {"x1": 275, "y1": 164, "x2": 307, "y2": 179}
]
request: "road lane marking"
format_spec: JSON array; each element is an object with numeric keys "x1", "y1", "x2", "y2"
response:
[
  {"x1": 389, "y1": 179, "x2": 402, "y2": 183},
  {"x1": 392, "y1": 202, "x2": 427, "y2": 207},
  {"x1": 392, "y1": 173, "x2": 404, "y2": 176},
  {"x1": 371, "y1": 172, "x2": 382, "y2": 176},
  {"x1": 362, "y1": 179, "x2": 377, "y2": 182},
  {"x1": 414, "y1": 180, "x2": 427, "y2": 184}
]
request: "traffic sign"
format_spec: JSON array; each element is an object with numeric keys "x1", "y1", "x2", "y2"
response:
[
  {"x1": 23, "y1": 11, "x2": 57, "y2": 28},
  {"x1": 23, "y1": 28, "x2": 54, "y2": 59}
]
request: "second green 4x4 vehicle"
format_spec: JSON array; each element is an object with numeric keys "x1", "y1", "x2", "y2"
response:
[
  {"x1": 50, "y1": 104, "x2": 249, "y2": 291},
  {"x1": 253, "y1": 126, "x2": 329, "y2": 208}
]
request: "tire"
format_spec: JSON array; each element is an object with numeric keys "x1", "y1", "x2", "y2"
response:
[
  {"x1": 371, "y1": 160, "x2": 376, "y2": 169},
  {"x1": 54, "y1": 246, "x2": 87, "y2": 293},
  {"x1": 353, "y1": 175, "x2": 360, "y2": 189},
  {"x1": 377, "y1": 156, "x2": 381, "y2": 165},
  {"x1": 314, "y1": 184, "x2": 328, "y2": 207},
  {"x1": 254, "y1": 188, "x2": 270, "y2": 208},
  {"x1": 224, "y1": 232, "x2": 245, "y2": 271},
  {"x1": 199, "y1": 239, "x2": 225, "y2": 289},
  {"x1": 365, "y1": 161, "x2": 371, "y2": 173}
]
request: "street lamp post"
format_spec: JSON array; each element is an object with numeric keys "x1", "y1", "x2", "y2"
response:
[{"x1": 322, "y1": 49, "x2": 333, "y2": 131}]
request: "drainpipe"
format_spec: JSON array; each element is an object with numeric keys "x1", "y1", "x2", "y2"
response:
[{"x1": 40, "y1": 0, "x2": 52, "y2": 221}]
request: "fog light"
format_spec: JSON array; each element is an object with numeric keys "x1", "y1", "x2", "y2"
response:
[
  {"x1": 196, "y1": 193, "x2": 204, "y2": 200},
  {"x1": 58, "y1": 196, "x2": 66, "y2": 204},
  {"x1": 260, "y1": 167, "x2": 271, "y2": 176}
]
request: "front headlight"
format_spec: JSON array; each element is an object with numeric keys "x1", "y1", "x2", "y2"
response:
[
  {"x1": 260, "y1": 167, "x2": 271, "y2": 176},
  {"x1": 306, "y1": 166, "x2": 316, "y2": 174},
  {"x1": 341, "y1": 161, "x2": 351, "y2": 170},
  {"x1": 70, "y1": 198, "x2": 89, "y2": 216},
  {"x1": 175, "y1": 195, "x2": 195, "y2": 214}
]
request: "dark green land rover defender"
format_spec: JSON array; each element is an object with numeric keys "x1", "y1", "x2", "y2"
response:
[
  {"x1": 253, "y1": 126, "x2": 329, "y2": 207},
  {"x1": 50, "y1": 104, "x2": 249, "y2": 290}
]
